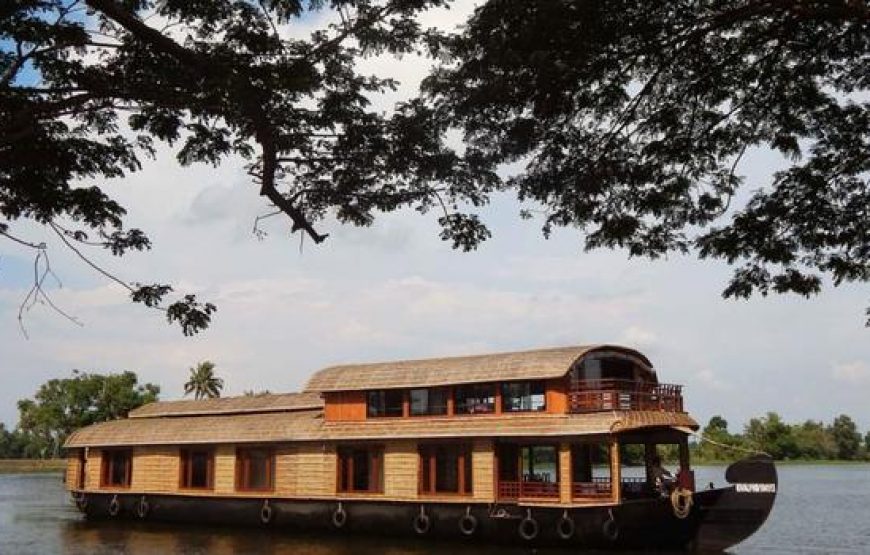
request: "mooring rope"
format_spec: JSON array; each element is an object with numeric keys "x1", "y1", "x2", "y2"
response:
[{"x1": 692, "y1": 431, "x2": 771, "y2": 457}]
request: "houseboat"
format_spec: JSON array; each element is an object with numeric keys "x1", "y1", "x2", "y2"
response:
[{"x1": 64, "y1": 345, "x2": 777, "y2": 550}]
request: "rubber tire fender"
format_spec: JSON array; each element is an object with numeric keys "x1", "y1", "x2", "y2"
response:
[
  {"x1": 556, "y1": 513, "x2": 576, "y2": 540},
  {"x1": 108, "y1": 495, "x2": 120, "y2": 517},
  {"x1": 412, "y1": 512, "x2": 431, "y2": 535},
  {"x1": 518, "y1": 516, "x2": 539, "y2": 541},
  {"x1": 458, "y1": 513, "x2": 477, "y2": 536},
  {"x1": 332, "y1": 504, "x2": 348, "y2": 529},
  {"x1": 136, "y1": 496, "x2": 149, "y2": 519}
]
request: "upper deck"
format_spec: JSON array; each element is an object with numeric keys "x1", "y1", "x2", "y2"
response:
[{"x1": 304, "y1": 345, "x2": 685, "y2": 422}]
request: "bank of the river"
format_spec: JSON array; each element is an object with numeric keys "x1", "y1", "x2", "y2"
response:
[{"x1": 0, "y1": 459, "x2": 66, "y2": 473}]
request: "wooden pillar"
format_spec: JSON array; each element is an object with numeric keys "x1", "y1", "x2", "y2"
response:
[
  {"x1": 679, "y1": 438, "x2": 690, "y2": 472},
  {"x1": 559, "y1": 442, "x2": 572, "y2": 503},
  {"x1": 610, "y1": 437, "x2": 621, "y2": 504},
  {"x1": 644, "y1": 442, "x2": 655, "y2": 484}
]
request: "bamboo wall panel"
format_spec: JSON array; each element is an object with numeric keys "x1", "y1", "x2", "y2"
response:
[
  {"x1": 292, "y1": 443, "x2": 336, "y2": 496},
  {"x1": 213, "y1": 445, "x2": 237, "y2": 494},
  {"x1": 558, "y1": 443, "x2": 571, "y2": 503},
  {"x1": 471, "y1": 439, "x2": 494, "y2": 501},
  {"x1": 65, "y1": 453, "x2": 81, "y2": 489},
  {"x1": 131, "y1": 446, "x2": 179, "y2": 493},
  {"x1": 383, "y1": 440, "x2": 418, "y2": 499},
  {"x1": 85, "y1": 448, "x2": 102, "y2": 490},
  {"x1": 274, "y1": 446, "x2": 298, "y2": 496}
]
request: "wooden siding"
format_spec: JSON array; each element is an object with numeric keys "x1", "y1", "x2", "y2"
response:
[
  {"x1": 471, "y1": 439, "x2": 495, "y2": 501},
  {"x1": 213, "y1": 445, "x2": 236, "y2": 494},
  {"x1": 383, "y1": 440, "x2": 418, "y2": 499},
  {"x1": 323, "y1": 392, "x2": 367, "y2": 422},
  {"x1": 85, "y1": 448, "x2": 101, "y2": 490},
  {"x1": 292, "y1": 443, "x2": 337, "y2": 497},
  {"x1": 558, "y1": 443, "x2": 571, "y2": 503},
  {"x1": 546, "y1": 379, "x2": 568, "y2": 414},
  {"x1": 131, "y1": 447, "x2": 179, "y2": 493},
  {"x1": 65, "y1": 451, "x2": 82, "y2": 489}
]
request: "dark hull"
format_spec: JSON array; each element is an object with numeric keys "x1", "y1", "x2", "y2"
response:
[{"x1": 73, "y1": 457, "x2": 777, "y2": 552}]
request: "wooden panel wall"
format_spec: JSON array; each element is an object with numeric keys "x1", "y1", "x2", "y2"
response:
[
  {"x1": 65, "y1": 451, "x2": 82, "y2": 490},
  {"x1": 323, "y1": 392, "x2": 367, "y2": 422},
  {"x1": 292, "y1": 443, "x2": 337, "y2": 496},
  {"x1": 546, "y1": 378, "x2": 568, "y2": 414},
  {"x1": 131, "y1": 446, "x2": 179, "y2": 493},
  {"x1": 274, "y1": 445, "x2": 297, "y2": 497},
  {"x1": 471, "y1": 438, "x2": 495, "y2": 501},
  {"x1": 85, "y1": 448, "x2": 102, "y2": 490},
  {"x1": 558, "y1": 443, "x2": 572, "y2": 503},
  {"x1": 213, "y1": 445, "x2": 237, "y2": 494},
  {"x1": 383, "y1": 440, "x2": 418, "y2": 499}
]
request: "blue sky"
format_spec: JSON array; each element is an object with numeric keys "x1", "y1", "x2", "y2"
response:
[{"x1": 1, "y1": 3, "x2": 868, "y2": 435}]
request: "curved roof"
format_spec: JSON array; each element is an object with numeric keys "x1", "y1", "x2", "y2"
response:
[
  {"x1": 304, "y1": 345, "x2": 653, "y2": 392},
  {"x1": 127, "y1": 391, "x2": 322, "y2": 419},
  {"x1": 64, "y1": 409, "x2": 695, "y2": 448}
]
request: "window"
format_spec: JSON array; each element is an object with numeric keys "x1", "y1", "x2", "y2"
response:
[
  {"x1": 571, "y1": 443, "x2": 612, "y2": 498},
  {"x1": 337, "y1": 446, "x2": 383, "y2": 493},
  {"x1": 366, "y1": 390, "x2": 404, "y2": 417},
  {"x1": 180, "y1": 448, "x2": 214, "y2": 489},
  {"x1": 522, "y1": 445, "x2": 558, "y2": 484},
  {"x1": 454, "y1": 384, "x2": 495, "y2": 414},
  {"x1": 419, "y1": 444, "x2": 472, "y2": 495},
  {"x1": 236, "y1": 448, "x2": 274, "y2": 491},
  {"x1": 410, "y1": 388, "x2": 449, "y2": 416},
  {"x1": 502, "y1": 381, "x2": 546, "y2": 412},
  {"x1": 100, "y1": 449, "x2": 132, "y2": 488}
]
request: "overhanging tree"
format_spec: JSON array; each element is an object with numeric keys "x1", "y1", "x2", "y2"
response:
[
  {"x1": 1, "y1": 0, "x2": 496, "y2": 335},
  {"x1": 425, "y1": 0, "x2": 869, "y2": 323}
]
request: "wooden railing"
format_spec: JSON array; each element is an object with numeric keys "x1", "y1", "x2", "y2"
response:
[
  {"x1": 568, "y1": 379, "x2": 683, "y2": 413},
  {"x1": 497, "y1": 480, "x2": 560, "y2": 500},
  {"x1": 572, "y1": 477, "x2": 612, "y2": 499}
]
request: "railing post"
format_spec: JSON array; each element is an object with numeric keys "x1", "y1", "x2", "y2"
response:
[{"x1": 610, "y1": 437, "x2": 621, "y2": 505}]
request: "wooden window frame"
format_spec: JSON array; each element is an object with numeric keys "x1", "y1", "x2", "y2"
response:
[
  {"x1": 418, "y1": 443, "x2": 473, "y2": 496},
  {"x1": 99, "y1": 449, "x2": 132, "y2": 489},
  {"x1": 501, "y1": 380, "x2": 547, "y2": 413},
  {"x1": 179, "y1": 447, "x2": 215, "y2": 490},
  {"x1": 366, "y1": 390, "x2": 405, "y2": 418},
  {"x1": 336, "y1": 445, "x2": 384, "y2": 494},
  {"x1": 453, "y1": 383, "x2": 498, "y2": 415},
  {"x1": 235, "y1": 447, "x2": 275, "y2": 492}
]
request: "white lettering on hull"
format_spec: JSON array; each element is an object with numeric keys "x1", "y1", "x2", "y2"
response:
[{"x1": 735, "y1": 483, "x2": 776, "y2": 493}]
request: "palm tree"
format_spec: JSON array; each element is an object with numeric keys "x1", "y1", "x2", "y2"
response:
[{"x1": 184, "y1": 361, "x2": 224, "y2": 400}]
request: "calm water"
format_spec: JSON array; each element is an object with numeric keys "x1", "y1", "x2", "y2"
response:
[{"x1": 1, "y1": 466, "x2": 869, "y2": 554}]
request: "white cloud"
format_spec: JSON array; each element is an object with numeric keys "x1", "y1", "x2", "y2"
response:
[
  {"x1": 694, "y1": 369, "x2": 733, "y2": 392},
  {"x1": 832, "y1": 361, "x2": 870, "y2": 385}
]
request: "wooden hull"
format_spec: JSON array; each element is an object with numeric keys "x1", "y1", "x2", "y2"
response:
[{"x1": 72, "y1": 482, "x2": 775, "y2": 552}]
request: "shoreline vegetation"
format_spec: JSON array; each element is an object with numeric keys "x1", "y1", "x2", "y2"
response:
[{"x1": 0, "y1": 459, "x2": 66, "y2": 474}]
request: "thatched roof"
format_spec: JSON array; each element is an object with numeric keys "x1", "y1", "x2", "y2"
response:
[
  {"x1": 304, "y1": 345, "x2": 653, "y2": 392},
  {"x1": 128, "y1": 391, "x2": 322, "y2": 419},
  {"x1": 65, "y1": 409, "x2": 695, "y2": 448}
]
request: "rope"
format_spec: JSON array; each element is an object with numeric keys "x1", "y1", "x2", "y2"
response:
[{"x1": 692, "y1": 431, "x2": 770, "y2": 457}]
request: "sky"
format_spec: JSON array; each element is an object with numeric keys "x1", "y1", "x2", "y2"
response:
[{"x1": 1, "y1": 3, "x2": 868, "y2": 434}]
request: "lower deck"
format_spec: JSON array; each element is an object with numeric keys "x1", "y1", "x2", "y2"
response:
[{"x1": 67, "y1": 429, "x2": 693, "y2": 509}]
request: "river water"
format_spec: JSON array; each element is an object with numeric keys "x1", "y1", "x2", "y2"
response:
[{"x1": 1, "y1": 465, "x2": 868, "y2": 554}]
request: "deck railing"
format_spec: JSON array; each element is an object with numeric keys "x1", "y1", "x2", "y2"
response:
[
  {"x1": 567, "y1": 379, "x2": 683, "y2": 413},
  {"x1": 571, "y1": 477, "x2": 612, "y2": 499},
  {"x1": 497, "y1": 480, "x2": 560, "y2": 500}
]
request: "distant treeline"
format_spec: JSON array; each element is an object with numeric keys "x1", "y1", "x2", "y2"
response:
[{"x1": 689, "y1": 413, "x2": 870, "y2": 463}]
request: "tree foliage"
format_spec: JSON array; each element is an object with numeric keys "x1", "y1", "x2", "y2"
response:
[
  {"x1": 183, "y1": 360, "x2": 224, "y2": 400},
  {"x1": 426, "y1": 0, "x2": 870, "y2": 322},
  {"x1": 12, "y1": 370, "x2": 159, "y2": 458},
  {"x1": 1, "y1": 0, "x2": 495, "y2": 334},
  {"x1": 694, "y1": 413, "x2": 870, "y2": 462}
]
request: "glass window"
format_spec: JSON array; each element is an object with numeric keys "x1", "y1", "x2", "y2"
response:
[
  {"x1": 502, "y1": 381, "x2": 546, "y2": 412},
  {"x1": 236, "y1": 448, "x2": 274, "y2": 491},
  {"x1": 366, "y1": 390, "x2": 404, "y2": 417},
  {"x1": 454, "y1": 384, "x2": 495, "y2": 415},
  {"x1": 410, "y1": 388, "x2": 449, "y2": 416},
  {"x1": 338, "y1": 446, "x2": 383, "y2": 493},
  {"x1": 522, "y1": 445, "x2": 558, "y2": 484},
  {"x1": 180, "y1": 448, "x2": 214, "y2": 489},
  {"x1": 419, "y1": 444, "x2": 472, "y2": 495},
  {"x1": 101, "y1": 449, "x2": 132, "y2": 488}
]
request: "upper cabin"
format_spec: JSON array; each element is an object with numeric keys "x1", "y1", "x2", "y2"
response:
[{"x1": 306, "y1": 345, "x2": 684, "y2": 422}]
